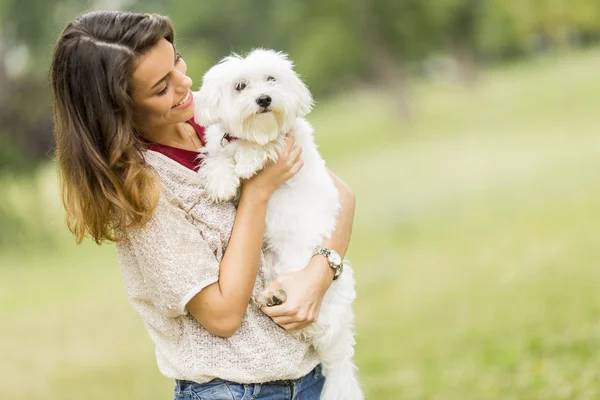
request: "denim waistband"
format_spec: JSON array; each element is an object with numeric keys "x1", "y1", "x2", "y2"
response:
[
  {"x1": 175, "y1": 362, "x2": 323, "y2": 390},
  {"x1": 262, "y1": 363, "x2": 323, "y2": 385}
]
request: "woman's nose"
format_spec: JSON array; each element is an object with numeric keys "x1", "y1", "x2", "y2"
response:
[{"x1": 175, "y1": 69, "x2": 193, "y2": 90}]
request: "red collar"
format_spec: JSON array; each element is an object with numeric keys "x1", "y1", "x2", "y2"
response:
[{"x1": 222, "y1": 133, "x2": 237, "y2": 144}]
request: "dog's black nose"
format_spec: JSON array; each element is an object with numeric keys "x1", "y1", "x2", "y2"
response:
[{"x1": 256, "y1": 95, "x2": 272, "y2": 108}]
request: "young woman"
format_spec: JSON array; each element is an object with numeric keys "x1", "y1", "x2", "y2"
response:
[{"x1": 50, "y1": 10, "x2": 355, "y2": 400}]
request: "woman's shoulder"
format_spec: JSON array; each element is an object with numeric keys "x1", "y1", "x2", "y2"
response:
[
  {"x1": 142, "y1": 150, "x2": 202, "y2": 206},
  {"x1": 145, "y1": 149, "x2": 201, "y2": 186}
]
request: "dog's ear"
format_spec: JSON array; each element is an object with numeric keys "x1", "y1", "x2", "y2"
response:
[
  {"x1": 193, "y1": 77, "x2": 221, "y2": 127},
  {"x1": 289, "y1": 71, "x2": 313, "y2": 117},
  {"x1": 194, "y1": 55, "x2": 243, "y2": 126},
  {"x1": 266, "y1": 50, "x2": 314, "y2": 117}
]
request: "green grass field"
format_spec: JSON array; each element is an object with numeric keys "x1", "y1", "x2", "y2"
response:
[{"x1": 2, "y1": 49, "x2": 600, "y2": 399}]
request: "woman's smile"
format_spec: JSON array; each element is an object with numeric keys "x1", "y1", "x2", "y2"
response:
[{"x1": 172, "y1": 89, "x2": 192, "y2": 109}]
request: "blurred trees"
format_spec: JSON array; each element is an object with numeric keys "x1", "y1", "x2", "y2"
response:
[
  {"x1": 1, "y1": 0, "x2": 600, "y2": 173},
  {"x1": 0, "y1": 0, "x2": 61, "y2": 172}
]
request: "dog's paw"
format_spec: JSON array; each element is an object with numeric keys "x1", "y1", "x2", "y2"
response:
[
  {"x1": 234, "y1": 160, "x2": 261, "y2": 179},
  {"x1": 205, "y1": 175, "x2": 240, "y2": 202},
  {"x1": 234, "y1": 147, "x2": 267, "y2": 179},
  {"x1": 253, "y1": 288, "x2": 288, "y2": 308}
]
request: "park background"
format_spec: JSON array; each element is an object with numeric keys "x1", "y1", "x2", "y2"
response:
[{"x1": 1, "y1": 0, "x2": 600, "y2": 399}]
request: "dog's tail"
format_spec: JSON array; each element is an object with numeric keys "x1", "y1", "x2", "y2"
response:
[{"x1": 320, "y1": 360, "x2": 364, "y2": 400}]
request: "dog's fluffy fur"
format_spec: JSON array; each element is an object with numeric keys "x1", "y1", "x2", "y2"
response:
[{"x1": 193, "y1": 49, "x2": 363, "y2": 400}]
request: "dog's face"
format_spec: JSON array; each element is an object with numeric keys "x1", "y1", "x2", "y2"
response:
[{"x1": 194, "y1": 49, "x2": 313, "y2": 144}]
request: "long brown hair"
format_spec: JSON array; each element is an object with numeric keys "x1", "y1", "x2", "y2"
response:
[{"x1": 50, "y1": 11, "x2": 174, "y2": 244}]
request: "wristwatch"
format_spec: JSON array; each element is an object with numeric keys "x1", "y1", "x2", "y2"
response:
[{"x1": 312, "y1": 247, "x2": 344, "y2": 280}]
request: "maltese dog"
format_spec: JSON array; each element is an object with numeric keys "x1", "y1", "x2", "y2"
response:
[{"x1": 193, "y1": 49, "x2": 363, "y2": 400}]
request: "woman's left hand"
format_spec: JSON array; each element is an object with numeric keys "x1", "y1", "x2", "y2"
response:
[
  {"x1": 260, "y1": 169, "x2": 354, "y2": 331},
  {"x1": 260, "y1": 260, "x2": 331, "y2": 331}
]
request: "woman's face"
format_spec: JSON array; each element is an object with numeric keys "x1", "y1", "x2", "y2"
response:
[{"x1": 131, "y1": 38, "x2": 194, "y2": 133}]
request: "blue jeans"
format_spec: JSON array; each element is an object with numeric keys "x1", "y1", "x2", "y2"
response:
[{"x1": 174, "y1": 363, "x2": 325, "y2": 400}]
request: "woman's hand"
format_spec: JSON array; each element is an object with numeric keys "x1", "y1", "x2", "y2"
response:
[
  {"x1": 259, "y1": 260, "x2": 331, "y2": 331},
  {"x1": 241, "y1": 131, "x2": 303, "y2": 202}
]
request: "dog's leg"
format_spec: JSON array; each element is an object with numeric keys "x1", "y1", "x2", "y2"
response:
[
  {"x1": 196, "y1": 126, "x2": 242, "y2": 202},
  {"x1": 198, "y1": 154, "x2": 240, "y2": 202},
  {"x1": 234, "y1": 142, "x2": 271, "y2": 179}
]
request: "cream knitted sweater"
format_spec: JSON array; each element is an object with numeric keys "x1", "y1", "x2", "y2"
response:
[{"x1": 116, "y1": 150, "x2": 319, "y2": 384}]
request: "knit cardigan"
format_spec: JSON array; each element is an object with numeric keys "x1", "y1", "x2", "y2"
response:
[{"x1": 116, "y1": 150, "x2": 319, "y2": 384}]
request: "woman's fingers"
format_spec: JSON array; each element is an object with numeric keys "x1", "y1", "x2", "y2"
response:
[
  {"x1": 288, "y1": 144, "x2": 302, "y2": 163},
  {"x1": 261, "y1": 304, "x2": 302, "y2": 318},
  {"x1": 288, "y1": 159, "x2": 304, "y2": 176},
  {"x1": 283, "y1": 130, "x2": 296, "y2": 155},
  {"x1": 261, "y1": 304, "x2": 316, "y2": 323},
  {"x1": 279, "y1": 321, "x2": 311, "y2": 331},
  {"x1": 260, "y1": 304, "x2": 289, "y2": 318},
  {"x1": 283, "y1": 146, "x2": 302, "y2": 173},
  {"x1": 271, "y1": 311, "x2": 313, "y2": 331},
  {"x1": 272, "y1": 315, "x2": 309, "y2": 325}
]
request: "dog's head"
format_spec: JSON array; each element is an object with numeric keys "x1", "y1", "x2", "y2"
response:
[{"x1": 194, "y1": 49, "x2": 313, "y2": 144}]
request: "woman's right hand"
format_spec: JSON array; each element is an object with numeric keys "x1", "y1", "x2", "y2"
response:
[{"x1": 241, "y1": 131, "x2": 303, "y2": 202}]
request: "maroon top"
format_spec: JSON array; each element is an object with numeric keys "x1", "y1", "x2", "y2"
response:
[{"x1": 147, "y1": 117, "x2": 206, "y2": 171}]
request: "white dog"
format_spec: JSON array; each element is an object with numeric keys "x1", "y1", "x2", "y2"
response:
[{"x1": 193, "y1": 49, "x2": 363, "y2": 400}]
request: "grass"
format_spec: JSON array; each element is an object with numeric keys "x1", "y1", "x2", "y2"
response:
[{"x1": 2, "y1": 48, "x2": 600, "y2": 399}]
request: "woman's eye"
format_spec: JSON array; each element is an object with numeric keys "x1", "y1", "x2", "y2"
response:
[
  {"x1": 157, "y1": 83, "x2": 169, "y2": 96},
  {"x1": 235, "y1": 82, "x2": 247, "y2": 91},
  {"x1": 156, "y1": 53, "x2": 181, "y2": 96},
  {"x1": 267, "y1": 76, "x2": 276, "y2": 82}
]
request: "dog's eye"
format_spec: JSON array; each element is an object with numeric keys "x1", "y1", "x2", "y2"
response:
[
  {"x1": 235, "y1": 81, "x2": 247, "y2": 92},
  {"x1": 267, "y1": 76, "x2": 276, "y2": 82}
]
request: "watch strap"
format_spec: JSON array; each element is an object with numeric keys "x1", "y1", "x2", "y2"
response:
[{"x1": 312, "y1": 247, "x2": 343, "y2": 280}]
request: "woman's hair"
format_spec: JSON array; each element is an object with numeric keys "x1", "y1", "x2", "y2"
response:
[{"x1": 50, "y1": 11, "x2": 174, "y2": 244}]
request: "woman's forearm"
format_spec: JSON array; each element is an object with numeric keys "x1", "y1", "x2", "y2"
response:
[
  {"x1": 187, "y1": 189, "x2": 269, "y2": 337},
  {"x1": 219, "y1": 190, "x2": 269, "y2": 311},
  {"x1": 307, "y1": 170, "x2": 356, "y2": 286}
]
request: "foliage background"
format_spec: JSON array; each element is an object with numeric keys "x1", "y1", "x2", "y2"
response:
[{"x1": 1, "y1": 0, "x2": 600, "y2": 399}]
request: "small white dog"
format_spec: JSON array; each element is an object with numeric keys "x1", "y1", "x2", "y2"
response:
[{"x1": 193, "y1": 49, "x2": 362, "y2": 400}]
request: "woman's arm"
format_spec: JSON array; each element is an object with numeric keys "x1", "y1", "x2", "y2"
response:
[
  {"x1": 260, "y1": 170, "x2": 356, "y2": 331},
  {"x1": 186, "y1": 133, "x2": 303, "y2": 337},
  {"x1": 311, "y1": 170, "x2": 356, "y2": 278},
  {"x1": 186, "y1": 190, "x2": 269, "y2": 337}
]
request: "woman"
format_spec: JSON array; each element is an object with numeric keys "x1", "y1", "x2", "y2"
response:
[{"x1": 50, "y1": 10, "x2": 355, "y2": 400}]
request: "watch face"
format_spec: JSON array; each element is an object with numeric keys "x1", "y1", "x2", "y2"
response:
[{"x1": 329, "y1": 250, "x2": 342, "y2": 265}]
